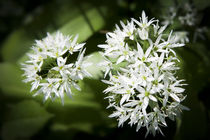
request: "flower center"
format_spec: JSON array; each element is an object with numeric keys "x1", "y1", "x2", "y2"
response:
[{"x1": 145, "y1": 91, "x2": 149, "y2": 97}]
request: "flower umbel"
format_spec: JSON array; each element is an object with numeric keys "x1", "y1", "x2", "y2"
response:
[
  {"x1": 99, "y1": 11, "x2": 188, "y2": 136},
  {"x1": 21, "y1": 31, "x2": 91, "y2": 105},
  {"x1": 161, "y1": 2, "x2": 207, "y2": 43}
]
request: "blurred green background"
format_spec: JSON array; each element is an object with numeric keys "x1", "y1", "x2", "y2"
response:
[{"x1": 0, "y1": 0, "x2": 210, "y2": 140}]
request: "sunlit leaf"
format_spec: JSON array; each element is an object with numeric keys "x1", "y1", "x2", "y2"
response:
[{"x1": 0, "y1": 63, "x2": 31, "y2": 98}]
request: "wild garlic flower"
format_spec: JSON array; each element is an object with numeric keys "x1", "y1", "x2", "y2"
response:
[
  {"x1": 162, "y1": 7, "x2": 177, "y2": 25},
  {"x1": 162, "y1": 3, "x2": 197, "y2": 27},
  {"x1": 21, "y1": 31, "x2": 91, "y2": 105},
  {"x1": 99, "y1": 11, "x2": 188, "y2": 136},
  {"x1": 161, "y1": 2, "x2": 207, "y2": 43},
  {"x1": 178, "y1": 3, "x2": 197, "y2": 26}
]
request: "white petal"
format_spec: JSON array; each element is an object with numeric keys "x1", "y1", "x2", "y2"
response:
[
  {"x1": 136, "y1": 86, "x2": 145, "y2": 94},
  {"x1": 142, "y1": 11, "x2": 146, "y2": 23},
  {"x1": 116, "y1": 55, "x2": 125, "y2": 64},
  {"x1": 158, "y1": 24, "x2": 167, "y2": 35},
  {"x1": 155, "y1": 34, "x2": 162, "y2": 45},
  {"x1": 65, "y1": 84, "x2": 72, "y2": 98},
  {"x1": 72, "y1": 82, "x2": 81, "y2": 91},
  {"x1": 149, "y1": 95, "x2": 157, "y2": 102},
  {"x1": 173, "y1": 87, "x2": 185, "y2": 93},
  {"x1": 158, "y1": 53, "x2": 164, "y2": 66},
  {"x1": 74, "y1": 43, "x2": 85, "y2": 50},
  {"x1": 143, "y1": 97, "x2": 149, "y2": 108},
  {"x1": 72, "y1": 34, "x2": 79, "y2": 46},
  {"x1": 109, "y1": 112, "x2": 121, "y2": 118},
  {"x1": 145, "y1": 46, "x2": 152, "y2": 58},
  {"x1": 137, "y1": 93, "x2": 144, "y2": 99},
  {"x1": 137, "y1": 42, "x2": 144, "y2": 57},
  {"x1": 120, "y1": 94, "x2": 130, "y2": 105},
  {"x1": 170, "y1": 93, "x2": 180, "y2": 102},
  {"x1": 98, "y1": 44, "x2": 109, "y2": 49},
  {"x1": 163, "y1": 94, "x2": 168, "y2": 106}
]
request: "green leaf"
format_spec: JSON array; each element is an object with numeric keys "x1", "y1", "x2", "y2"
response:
[
  {"x1": 84, "y1": 52, "x2": 104, "y2": 79},
  {"x1": 0, "y1": 63, "x2": 31, "y2": 98},
  {"x1": 59, "y1": 6, "x2": 106, "y2": 42},
  {"x1": 1, "y1": 29, "x2": 35, "y2": 63},
  {"x1": 51, "y1": 122, "x2": 93, "y2": 134},
  {"x1": 1, "y1": 100, "x2": 53, "y2": 140}
]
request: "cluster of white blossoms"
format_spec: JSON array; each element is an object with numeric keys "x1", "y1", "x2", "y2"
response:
[
  {"x1": 162, "y1": 3, "x2": 207, "y2": 43},
  {"x1": 21, "y1": 31, "x2": 91, "y2": 105},
  {"x1": 98, "y1": 11, "x2": 188, "y2": 136},
  {"x1": 163, "y1": 3, "x2": 197, "y2": 27}
]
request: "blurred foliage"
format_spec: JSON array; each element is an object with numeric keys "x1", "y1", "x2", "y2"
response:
[
  {"x1": 1, "y1": 100, "x2": 53, "y2": 140},
  {"x1": 0, "y1": 0, "x2": 210, "y2": 140}
]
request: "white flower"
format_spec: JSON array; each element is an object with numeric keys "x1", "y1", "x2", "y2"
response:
[
  {"x1": 137, "y1": 28, "x2": 148, "y2": 40},
  {"x1": 132, "y1": 11, "x2": 156, "y2": 29},
  {"x1": 173, "y1": 31, "x2": 189, "y2": 43},
  {"x1": 98, "y1": 55, "x2": 113, "y2": 78},
  {"x1": 136, "y1": 42, "x2": 154, "y2": 62},
  {"x1": 120, "y1": 20, "x2": 135, "y2": 40},
  {"x1": 52, "y1": 57, "x2": 73, "y2": 77},
  {"x1": 116, "y1": 43, "x2": 133, "y2": 64},
  {"x1": 193, "y1": 27, "x2": 208, "y2": 42},
  {"x1": 161, "y1": 2, "x2": 206, "y2": 43},
  {"x1": 34, "y1": 78, "x2": 60, "y2": 102},
  {"x1": 98, "y1": 11, "x2": 187, "y2": 136},
  {"x1": 71, "y1": 48, "x2": 92, "y2": 80},
  {"x1": 66, "y1": 35, "x2": 86, "y2": 54},
  {"x1": 21, "y1": 31, "x2": 91, "y2": 105},
  {"x1": 109, "y1": 105, "x2": 130, "y2": 127}
]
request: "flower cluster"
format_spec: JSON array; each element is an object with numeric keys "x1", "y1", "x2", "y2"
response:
[
  {"x1": 21, "y1": 31, "x2": 91, "y2": 105},
  {"x1": 162, "y1": 2, "x2": 207, "y2": 43},
  {"x1": 99, "y1": 11, "x2": 188, "y2": 136},
  {"x1": 162, "y1": 3, "x2": 197, "y2": 27}
]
